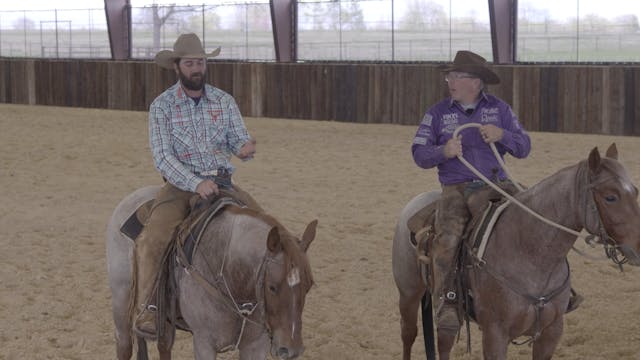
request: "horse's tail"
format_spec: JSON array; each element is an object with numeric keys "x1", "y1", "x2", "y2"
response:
[{"x1": 421, "y1": 293, "x2": 436, "y2": 360}]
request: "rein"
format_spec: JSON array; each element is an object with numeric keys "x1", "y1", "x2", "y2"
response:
[{"x1": 452, "y1": 123, "x2": 627, "y2": 268}]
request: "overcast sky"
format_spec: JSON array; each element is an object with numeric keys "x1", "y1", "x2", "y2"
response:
[{"x1": 2, "y1": 0, "x2": 638, "y2": 22}]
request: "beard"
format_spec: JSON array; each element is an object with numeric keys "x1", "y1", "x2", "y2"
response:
[{"x1": 179, "y1": 70, "x2": 204, "y2": 91}]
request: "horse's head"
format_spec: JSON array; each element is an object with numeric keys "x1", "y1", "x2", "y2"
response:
[
  {"x1": 263, "y1": 219, "x2": 317, "y2": 359},
  {"x1": 586, "y1": 143, "x2": 640, "y2": 266}
]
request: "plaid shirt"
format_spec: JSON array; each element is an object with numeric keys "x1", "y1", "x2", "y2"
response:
[{"x1": 149, "y1": 82, "x2": 251, "y2": 192}]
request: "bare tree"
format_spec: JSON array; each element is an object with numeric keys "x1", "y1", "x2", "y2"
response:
[
  {"x1": 398, "y1": 0, "x2": 447, "y2": 31},
  {"x1": 139, "y1": 4, "x2": 200, "y2": 52},
  {"x1": 12, "y1": 16, "x2": 36, "y2": 31}
]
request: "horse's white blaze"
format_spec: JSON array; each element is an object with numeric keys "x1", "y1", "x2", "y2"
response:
[
  {"x1": 621, "y1": 179, "x2": 635, "y2": 194},
  {"x1": 287, "y1": 267, "x2": 300, "y2": 287},
  {"x1": 291, "y1": 321, "x2": 296, "y2": 340}
]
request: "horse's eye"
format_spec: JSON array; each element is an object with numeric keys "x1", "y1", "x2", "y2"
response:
[
  {"x1": 604, "y1": 195, "x2": 618, "y2": 202},
  {"x1": 269, "y1": 285, "x2": 278, "y2": 293}
]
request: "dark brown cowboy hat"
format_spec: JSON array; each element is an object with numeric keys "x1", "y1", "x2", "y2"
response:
[
  {"x1": 440, "y1": 50, "x2": 500, "y2": 84},
  {"x1": 155, "y1": 33, "x2": 221, "y2": 69}
]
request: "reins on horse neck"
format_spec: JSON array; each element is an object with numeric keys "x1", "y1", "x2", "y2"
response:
[
  {"x1": 453, "y1": 124, "x2": 633, "y2": 256},
  {"x1": 454, "y1": 124, "x2": 634, "y2": 269},
  {"x1": 453, "y1": 123, "x2": 589, "y2": 241}
]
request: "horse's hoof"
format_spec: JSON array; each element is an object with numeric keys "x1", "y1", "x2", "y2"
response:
[{"x1": 565, "y1": 292, "x2": 584, "y2": 313}]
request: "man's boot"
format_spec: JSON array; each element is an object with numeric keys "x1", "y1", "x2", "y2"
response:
[
  {"x1": 432, "y1": 184, "x2": 467, "y2": 335},
  {"x1": 432, "y1": 248, "x2": 461, "y2": 335},
  {"x1": 432, "y1": 277, "x2": 461, "y2": 335},
  {"x1": 133, "y1": 239, "x2": 164, "y2": 339}
]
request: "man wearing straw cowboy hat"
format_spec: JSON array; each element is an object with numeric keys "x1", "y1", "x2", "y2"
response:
[
  {"x1": 133, "y1": 33, "x2": 260, "y2": 338},
  {"x1": 410, "y1": 50, "x2": 532, "y2": 336}
]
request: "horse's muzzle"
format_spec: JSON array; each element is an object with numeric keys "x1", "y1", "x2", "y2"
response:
[
  {"x1": 619, "y1": 244, "x2": 640, "y2": 266},
  {"x1": 273, "y1": 345, "x2": 304, "y2": 359}
]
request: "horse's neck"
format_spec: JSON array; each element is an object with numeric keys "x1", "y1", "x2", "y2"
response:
[
  {"x1": 491, "y1": 163, "x2": 584, "y2": 268},
  {"x1": 197, "y1": 212, "x2": 269, "y2": 300}
]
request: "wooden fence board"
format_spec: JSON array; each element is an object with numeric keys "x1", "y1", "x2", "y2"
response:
[
  {"x1": 623, "y1": 68, "x2": 637, "y2": 135},
  {"x1": 607, "y1": 68, "x2": 626, "y2": 135},
  {"x1": 1, "y1": 59, "x2": 639, "y2": 136}
]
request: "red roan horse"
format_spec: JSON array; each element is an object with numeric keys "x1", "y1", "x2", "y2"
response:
[
  {"x1": 107, "y1": 186, "x2": 317, "y2": 360},
  {"x1": 392, "y1": 144, "x2": 640, "y2": 360}
]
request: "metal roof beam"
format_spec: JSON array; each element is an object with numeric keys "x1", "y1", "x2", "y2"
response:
[
  {"x1": 488, "y1": 0, "x2": 517, "y2": 64},
  {"x1": 270, "y1": 0, "x2": 297, "y2": 62},
  {"x1": 104, "y1": 0, "x2": 131, "y2": 60}
]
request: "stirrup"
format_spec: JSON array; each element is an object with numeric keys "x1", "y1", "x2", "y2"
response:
[{"x1": 133, "y1": 304, "x2": 159, "y2": 340}]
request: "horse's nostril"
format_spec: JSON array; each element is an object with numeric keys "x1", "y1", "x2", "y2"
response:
[{"x1": 277, "y1": 347, "x2": 290, "y2": 358}]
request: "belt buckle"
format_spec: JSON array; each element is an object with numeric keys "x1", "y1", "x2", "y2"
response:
[
  {"x1": 199, "y1": 169, "x2": 218, "y2": 177},
  {"x1": 216, "y1": 167, "x2": 230, "y2": 178}
]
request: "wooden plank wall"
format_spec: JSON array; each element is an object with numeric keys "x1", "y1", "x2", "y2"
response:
[{"x1": 0, "y1": 58, "x2": 638, "y2": 135}]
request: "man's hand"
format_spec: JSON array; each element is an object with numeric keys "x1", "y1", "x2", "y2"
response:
[
  {"x1": 238, "y1": 138, "x2": 257, "y2": 159},
  {"x1": 443, "y1": 136, "x2": 462, "y2": 159},
  {"x1": 480, "y1": 124, "x2": 503, "y2": 143},
  {"x1": 196, "y1": 179, "x2": 219, "y2": 199}
]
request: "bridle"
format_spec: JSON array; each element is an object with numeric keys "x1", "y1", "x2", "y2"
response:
[{"x1": 577, "y1": 163, "x2": 630, "y2": 271}]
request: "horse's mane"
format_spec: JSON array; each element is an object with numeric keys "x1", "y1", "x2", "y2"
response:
[{"x1": 225, "y1": 205, "x2": 314, "y2": 288}]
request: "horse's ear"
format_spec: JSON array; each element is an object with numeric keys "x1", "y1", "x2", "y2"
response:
[
  {"x1": 605, "y1": 143, "x2": 618, "y2": 160},
  {"x1": 267, "y1": 226, "x2": 282, "y2": 253},
  {"x1": 588, "y1": 146, "x2": 601, "y2": 174},
  {"x1": 299, "y1": 220, "x2": 318, "y2": 252}
]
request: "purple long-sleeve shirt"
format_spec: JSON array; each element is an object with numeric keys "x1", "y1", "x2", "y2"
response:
[{"x1": 412, "y1": 93, "x2": 531, "y2": 185}]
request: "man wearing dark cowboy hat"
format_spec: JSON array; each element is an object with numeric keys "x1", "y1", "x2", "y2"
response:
[
  {"x1": 410, "y1": 50, "x2": 532, "y2": 335},
  {"x1": 133, "y1": 33, "x2": 260, "y2": 338}
]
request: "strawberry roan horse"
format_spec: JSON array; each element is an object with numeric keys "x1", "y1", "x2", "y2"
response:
[
  {"x1": 106, "y1": 185, "x2": 317, "y2": 360},
  {"x1": 392, "y1": 144, "x2": 640, "y2": 360}
]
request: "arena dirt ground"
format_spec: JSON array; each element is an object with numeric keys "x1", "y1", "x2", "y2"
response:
[{"x1": 1, "y1": 103, "x2": 639, "y2": 359}]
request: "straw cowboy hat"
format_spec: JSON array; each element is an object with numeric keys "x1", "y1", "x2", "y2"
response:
[
  {"x1": 441, "y1": 50, "x2": 500, "y2": 84},
  {"x1": 155, "y1": 33, "x2": 221, "y2": 70}
]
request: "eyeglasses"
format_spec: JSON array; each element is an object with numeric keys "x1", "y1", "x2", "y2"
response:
[{"x1": 445, "y1": 72, "x2": 476, "y2": 82}]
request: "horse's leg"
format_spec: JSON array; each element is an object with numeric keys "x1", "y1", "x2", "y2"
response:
[
  {"x1": 436, "y1": 331, "x2": 457, "y2": 360},
  {"x1": 399, "y1": 288, "x2": 425, "y2": 360},
  {"x1": 135, "y1": 337, "x2": 148, "y2": 360},
  {"x1": 532, "y1": 317, "x2": 564, "y2": 360},
  {"x1": 156, "y1": 326, "x2": 175, "y2": 360},
  {"x1": 192, "y1": 331, "x2": 217, "y2": 360},
  {"x1": 481, "y1": 324, "x2": 509, "y2": 360},
  {"x1": 239, "y1": 335, "x2": 270, "y2": 360},
  {"x1": 111, "y1": 287, "x2": 134, "y2": 360},
  {"x1": 113, "y1": 328, "x2": 133, "y2": 360}
]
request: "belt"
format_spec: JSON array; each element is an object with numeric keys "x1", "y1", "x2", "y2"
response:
[
  {"x1": 197, "y1": 168, "x2": 231, "y2": 178},
  {"x1": 196, "y1": 168, "x2": 233, "y2": 189}
]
